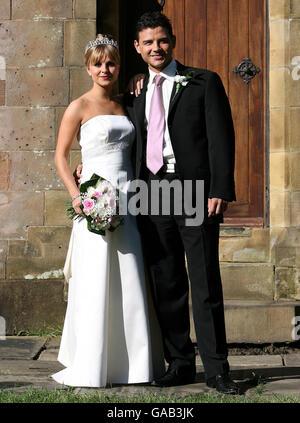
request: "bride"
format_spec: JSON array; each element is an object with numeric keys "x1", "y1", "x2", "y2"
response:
[{"x1": 52, "y1": 34, "x2": 164, "y2": 387}]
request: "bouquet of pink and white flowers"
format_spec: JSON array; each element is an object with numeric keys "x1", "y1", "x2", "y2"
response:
[{"x1": 67, "y1": 173, "x2": 123, "y2": 235}]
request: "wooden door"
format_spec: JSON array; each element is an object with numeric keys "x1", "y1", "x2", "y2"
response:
[{"x1": 100, "y1": 0, "x2": 266, "y2": 226}]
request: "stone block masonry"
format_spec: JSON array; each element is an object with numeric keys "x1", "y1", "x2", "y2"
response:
[
  {"x1": 0, "y1": 0, "x2": 10, "y2": 20},
  {"x1": 0, "y1": 0, "x2": 97, "y2": 333}
]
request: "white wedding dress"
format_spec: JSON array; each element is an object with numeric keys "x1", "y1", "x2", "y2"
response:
[{"x1": 51, "y1": 115, "x2": 164, "y2": 387}]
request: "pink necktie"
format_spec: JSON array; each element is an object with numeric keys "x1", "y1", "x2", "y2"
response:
[{"x1": 146, "y1": 75, "x2": 165, "y2": 174}]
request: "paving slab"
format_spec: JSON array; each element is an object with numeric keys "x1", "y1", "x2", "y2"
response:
[
  {"x1": 44, "y1": 336, "x2": 61, "y2": 350},
  {"x1": 38, "y1": 350, "x2": 59, "y2": 361},
  {"x1": 0, "y1": 360, "x2": 64, "y2": 377},
  {"x1": 0, "y1": 337, "x2": 47, "y2": 360},
  {"x1": 0, "y1": 358, "x2": 66, "y2": 393},
  {"x1": 260, "y1": 377, "x2": 300, "y2": 397},
  {"x1": 228, "y1": 355, "x2": 283, "y2": 368},
  {"x1": 0, "y1": 374, "x2": 68, "y2": 393},
  {"x1": 38, "y1": 336, "x2": 61, "y2": 361},
  {"x1": 283, "y1": 354, "x2": 300, "y2": 367}
]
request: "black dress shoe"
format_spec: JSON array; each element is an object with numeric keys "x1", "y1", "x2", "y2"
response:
[
  {"x1": 206, "y1": 373, "x2": 239, "y2": 395},
  {"x1": 151, "y1": 365, "x2": 195, "y2": 387}
]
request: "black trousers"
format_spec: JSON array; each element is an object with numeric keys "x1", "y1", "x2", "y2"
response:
[{"x1": 138, "y1": 171, "x2": 229, "y2": 379}]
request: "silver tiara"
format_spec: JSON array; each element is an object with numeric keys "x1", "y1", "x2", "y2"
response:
[{"x1": 85, "y1": 36, "x2": 119, "y2": 54}]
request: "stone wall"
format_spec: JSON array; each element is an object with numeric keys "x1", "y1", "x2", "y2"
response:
[
  {"x1": 268, "y1": 0, "x2": 300, "y2": 300},
  {"x1": 0, "y1": 0, "x2": 96, "y2": 333}
]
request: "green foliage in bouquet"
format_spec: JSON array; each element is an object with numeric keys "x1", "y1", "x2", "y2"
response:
[{"x1": 66, "y1": 173, "x2": 124, "y2": 236}]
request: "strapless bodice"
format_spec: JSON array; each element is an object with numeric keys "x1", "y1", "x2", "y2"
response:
[{"x1": 78, "y1": 115, "x2": 135, "y2": 187}]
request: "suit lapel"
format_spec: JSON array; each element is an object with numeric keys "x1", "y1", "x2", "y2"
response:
[
  {"x1": 134, "y1": 63, "x2": 189, "y2": 125},
  {"x1": 169, "y1": 79, "x2": 177, "y2": 104},
  {"x1": 133, "y1": 63, "x2": 192, "y2": 134},
  {"x1": 168, "y1": 62, "x2": 190, "y2": 118}
]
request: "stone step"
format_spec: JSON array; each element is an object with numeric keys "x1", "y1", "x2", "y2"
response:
[
  {"x1": 0, "y1": 336, "x2": 47, "y2": 360},
  {"x1": 190, "y1": 300, "x2": 300, "y2": 343},
  {"x1": 0, "y1": 359, "x2": 64, "y2": 376}
]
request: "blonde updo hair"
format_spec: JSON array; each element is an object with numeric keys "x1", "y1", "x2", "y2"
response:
[{"x1": 84, "y1": 34, "x2": 120, "y2": 68}]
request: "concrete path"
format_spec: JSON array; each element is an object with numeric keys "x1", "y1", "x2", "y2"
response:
[{"x1": 1, "y1": 336, "x2": 300, "y2": 399}]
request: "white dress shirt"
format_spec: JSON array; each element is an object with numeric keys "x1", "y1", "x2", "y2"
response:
[{"x1": 145, "y1": 59, "x2": 177, "y2": 165}]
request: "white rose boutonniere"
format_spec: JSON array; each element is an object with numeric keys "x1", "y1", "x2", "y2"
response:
[{"x1": 174, "y1": 70, "x2": 195, "y2": 95}]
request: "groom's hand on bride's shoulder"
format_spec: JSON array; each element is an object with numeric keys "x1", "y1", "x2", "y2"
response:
[
  {"x1": 73, "y1": 163, "x2": 82, "y2": 186},
  {"x1": 127, "y1": 74, "x2": 145, "y2": 97}
]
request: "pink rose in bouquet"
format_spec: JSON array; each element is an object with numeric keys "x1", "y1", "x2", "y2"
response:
[
  {"x1": 83, "y1": 198, "x2": 95, "y2": 209},
  {"x1": 66, "y1": 174, "x2": 123, "y2": 236}
]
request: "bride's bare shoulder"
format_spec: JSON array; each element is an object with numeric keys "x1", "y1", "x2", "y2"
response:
[
  {"x1": 69, "y1": 94, "x2": 91, "y2": 112},
  {"x1": 63, "y1": 95, "x2": 89, "y2": 123}
]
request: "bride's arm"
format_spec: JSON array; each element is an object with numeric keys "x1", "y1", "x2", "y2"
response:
[{"x1": 54, "y1": 101, "x2": 83, "y2": 215}]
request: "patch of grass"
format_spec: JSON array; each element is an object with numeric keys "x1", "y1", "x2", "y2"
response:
[
  {"x1": 0, "y1": 387, "x2": 300, "y2": 403},
  {"x1": 248, "y1": 372, "x2": 268, "y2": 395},
  {"x1": 12, "y1": 324, "x2": 63, "y2": 338}
]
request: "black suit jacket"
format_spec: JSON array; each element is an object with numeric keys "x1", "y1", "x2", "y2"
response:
[{"x1": 125, "y1": 61, "x2": 236, "y2": 202}]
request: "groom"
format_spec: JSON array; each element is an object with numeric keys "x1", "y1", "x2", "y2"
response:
[{"x1": 124, "y1": 11, "x2": 238, "y2": 395}]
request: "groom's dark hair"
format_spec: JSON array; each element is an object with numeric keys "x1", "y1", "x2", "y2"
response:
[{"x1": 135, "y1": 11, "x2": 173, "y2": 40}]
